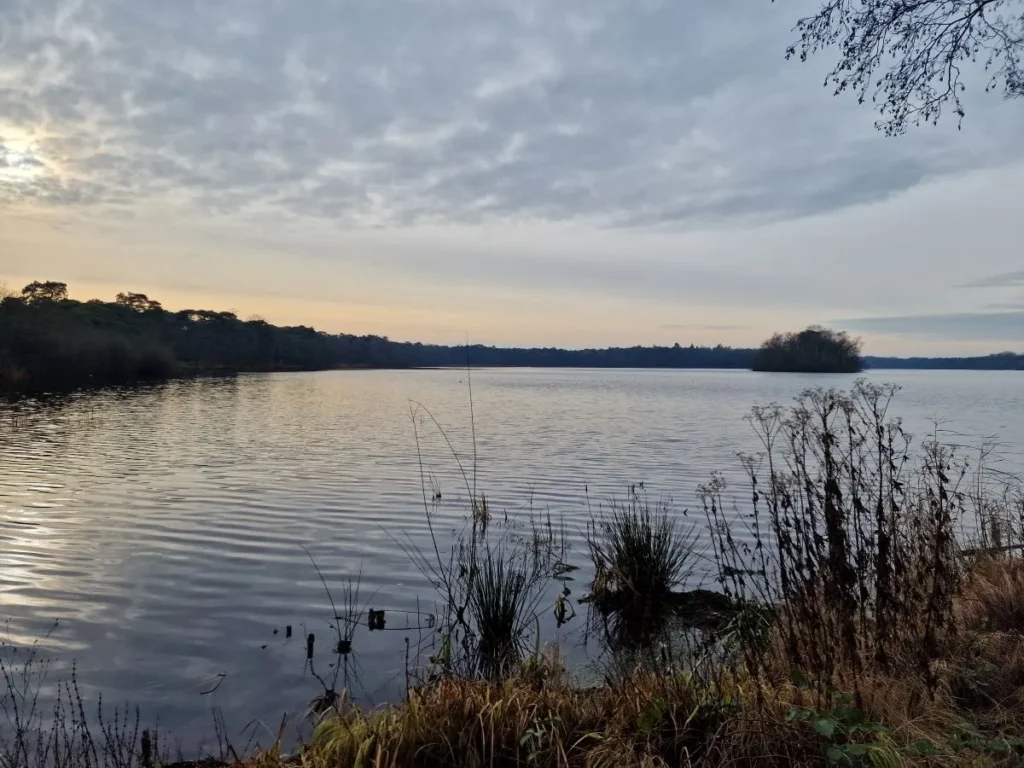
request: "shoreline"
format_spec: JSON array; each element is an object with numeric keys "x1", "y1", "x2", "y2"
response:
[{"x1": 4, "y1": 362, "x2": 1022, "y2": 398}]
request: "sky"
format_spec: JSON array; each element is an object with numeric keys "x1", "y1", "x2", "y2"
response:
[{"x1": 1, "y1": 0, "x2": 1023, "y2": 356}]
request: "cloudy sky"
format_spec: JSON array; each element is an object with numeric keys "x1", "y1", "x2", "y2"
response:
[{"x1": 2, "y1": 0, "x2": 1023, "y2": 355}]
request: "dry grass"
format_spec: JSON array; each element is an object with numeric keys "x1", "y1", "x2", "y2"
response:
[
  {"x1": 303, "y1": 669, "x2": 817, "y2": 768},
  {"x1": 941, "y1": 556, "x2": 1024, "y2": 729},
  {"x1": 956, "y1": 556, "x2": 1024, "y2": 633},
  {"x1": 290, "y1": 555, "x2": 1024, "y2": 768}
]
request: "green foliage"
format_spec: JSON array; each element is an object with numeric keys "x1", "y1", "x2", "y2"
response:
[
  {"x1": 947, "y1": 722, "x2": 1024, "y2": 757},
  {"x1": 752, "y1": 326, "x2": 863, "y2": 373},
  {"x1": 519, "y1": 712, "x2": 563, "y2": 764},
  {"x1": 716, "y1": 600, "x2": 773, "y2": 655},
  {"x1": 787, "y1": 697, "x2": 891, "y2": 766}
]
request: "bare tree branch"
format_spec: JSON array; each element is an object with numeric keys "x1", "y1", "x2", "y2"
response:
[{"x1": 778, "y1": 0, "x2": 1024, "y2": 134}]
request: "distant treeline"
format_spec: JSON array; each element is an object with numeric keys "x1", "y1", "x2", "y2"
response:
[
  {"x1": 865, "y1": 352, "x2": 1024, "y2": 370},
  {"x1": 0, "y1": 281, "x2": 753, "y2": 392},
  {"x1": 336, "y1": 338, "x2": 754, "y2": 370},
  {"x1": 1, "y1": 281, "x2": 1021, "y2": 393}
]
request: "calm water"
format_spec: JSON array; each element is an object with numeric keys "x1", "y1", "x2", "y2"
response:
[{"x1": 1, "y1": 369, "x2": 1022, "y2": 746}]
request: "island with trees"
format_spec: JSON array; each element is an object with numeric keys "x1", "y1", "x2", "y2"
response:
[{"x1": 751, "y1": 327, "x2": 865, "y2": 374}]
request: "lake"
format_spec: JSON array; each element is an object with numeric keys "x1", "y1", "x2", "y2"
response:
[{"x1": 1, "y1": 368, "x2": 1022, "y2": 749}]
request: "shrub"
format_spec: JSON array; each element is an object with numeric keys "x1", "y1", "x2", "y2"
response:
[{"x1": 702, "y1": 381, "x2": 967, "y2": 696}]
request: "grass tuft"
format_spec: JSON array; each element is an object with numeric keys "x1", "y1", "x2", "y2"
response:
[
  {"x1": 468, "y1": 547, "x2": 542, "y2": 679},
  {"x1": 585, "y1": 492, "x2": 702, "y2": 643}
]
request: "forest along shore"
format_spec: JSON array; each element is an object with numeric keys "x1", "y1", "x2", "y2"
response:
[{"x1": 3, "y1": 280, "x2": 1023, "y2": 394}]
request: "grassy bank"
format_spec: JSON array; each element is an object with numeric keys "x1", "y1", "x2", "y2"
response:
[
  {"x1": 4, "y1": 382, "x2": 1024, "y2": 766},
  {"x1": 300, "y1": 552, "x2": 1024, "y2": 766}
]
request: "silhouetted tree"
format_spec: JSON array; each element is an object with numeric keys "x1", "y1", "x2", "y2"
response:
[
  {"x1": 753, "y1": 326, "x2": 864, "y2": 373},
  {"x1": 115, "y1": 291, "x2": 163, "y2": 312},
  {"x1": 21, "y1": 280, "x2": 68, "y2": 303},
  {"x1": 781, "y1": 0, "x2": 1024, "y2": 134}
]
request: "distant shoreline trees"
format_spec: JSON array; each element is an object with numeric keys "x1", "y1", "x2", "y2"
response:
[
  {"x1": 0, "y1": 281, "x2": 338, "y2": 393},
  {"x1": 752, "y1": 327, "x2": 864, "y2": 373},
  {"x1": 0, "y1": 281, "x2": 755, "y2": 393},
  {"x1": 2, "y1": 281, "x2": 1021, "y2": 394}
]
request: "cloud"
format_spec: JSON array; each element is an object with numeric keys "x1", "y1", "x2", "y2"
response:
[
  {"x1": 0, "y1": 147, "x2": 44, "y2": 169},
  {"x1": 838, "y1": 312, "x2": 1024, "y2": 341},
  {"x1": 2, "y1": 0, "x2": 1022, "y2": 229},
  {"x1": 961, "y1": 271, "x2": 1024, "y2": 289},
  {"x1": 988, "y1": 298, "x2": 1024, "y2": 310},
  {"x1": 662, "y1": 323, "x2": 749, "y2": 331}
]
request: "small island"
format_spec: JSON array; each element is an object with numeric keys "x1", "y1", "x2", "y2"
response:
[{"x1": 752, "y1": 326, "x2": 864, "y2": 373}]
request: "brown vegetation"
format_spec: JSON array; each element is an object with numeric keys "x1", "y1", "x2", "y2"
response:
[{"x1": 290, "y1": 557, "x2": 1024, "y2": 767}]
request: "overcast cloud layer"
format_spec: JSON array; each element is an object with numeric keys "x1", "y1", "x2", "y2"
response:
[{"x1": 2, "y1": 0, "x2": 1023, "y2": 353}]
